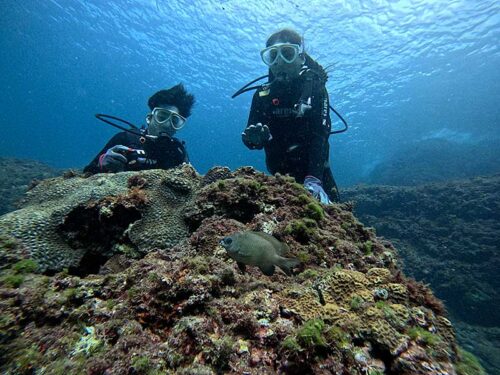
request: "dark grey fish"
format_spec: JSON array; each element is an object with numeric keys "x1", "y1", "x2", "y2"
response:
[{"x1": 219, "y1": 231, "x2": 300, "y2": 276}]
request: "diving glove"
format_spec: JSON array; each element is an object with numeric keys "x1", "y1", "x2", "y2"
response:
[
  {"x1": 242, "y1": 123, "x2": 272, "y2": 149},
  {"x1": 99, "y1": 145, "x2": 130, "y2": 172},
  {"x1": 304, "y1": 175, "x2": 331, "y2": 204}
]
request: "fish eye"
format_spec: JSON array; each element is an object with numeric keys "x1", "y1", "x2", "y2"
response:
[{"x1": 224, "y1": 237, "x2": 233, "y2": 245}]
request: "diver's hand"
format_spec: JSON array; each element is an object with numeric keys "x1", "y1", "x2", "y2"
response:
[
  {"x1": 242, "y1": 123, "x2": 272, "y2": 149},
  {"x1": 99, "y1": 145, "x2": 129, "y2": 172},
  {"x1": 304, "y1": 176, "x2": 331, "y2": 204}
]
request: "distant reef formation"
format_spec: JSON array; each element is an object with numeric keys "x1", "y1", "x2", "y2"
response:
[
  {"x1": 367, "y1": 139, "x2": 500, "y2": 186},
  {"x1": 0, "y1": 165, "x2": 484, "y2": 374},
  {"x1": 0, "y1": 157, "x2": 60, "y2": 215},
  {"x1": 343, "y1": 175, "x2": 499, "y2": 373}
]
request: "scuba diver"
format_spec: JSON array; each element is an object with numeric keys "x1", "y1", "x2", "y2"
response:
[
  {"x1": 234, "y1": 28, "x2": 347, "y2": 203},
  {"x1": 84, "y1": 84, "x2": 195, "y2": 174}
]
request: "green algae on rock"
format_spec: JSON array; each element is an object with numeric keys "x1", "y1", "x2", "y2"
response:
[{"x1": 0, "y1": 165, "x2": 477, "y2": 374}]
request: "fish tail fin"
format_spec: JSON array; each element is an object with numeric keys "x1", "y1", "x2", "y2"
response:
[{"x1": 277, "y1": 256, "x2": 300, "y2": 276}]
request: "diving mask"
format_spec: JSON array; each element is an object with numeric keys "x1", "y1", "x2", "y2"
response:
[
  {"x1": 260, "y1": 43, "x2": 301, "y2": 66},
  {"x1": 148, "y1": 107, "x2": 186, "y2": 130}
]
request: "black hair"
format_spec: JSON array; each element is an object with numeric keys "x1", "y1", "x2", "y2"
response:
[
  {"x1": 266, "y1": 28, "x2": 302, "y2": 47},
  {"x1": 303, "y1": 53, "x2": 328, "y2": 83},
  {"x1": 148, "y1": 83, "x2": 195, "y2": 118}
]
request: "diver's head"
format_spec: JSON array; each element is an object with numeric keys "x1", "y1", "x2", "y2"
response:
[
  {"x1": 262, "y1": 28, "x2": 305, "y2": 82},
  {"x1": 146, "y1": 105, "x2": 184, "y2": 138},
  {"x1": 146, "y1": 84, "x2": 195, "y2": 137}
]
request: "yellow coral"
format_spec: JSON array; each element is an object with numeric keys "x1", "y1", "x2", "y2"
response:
[
  {"x1": 366, "y1": 267, "x2": 392, "y2": 285},
  {"x1": 274, "y1": 268, "x2": 454, "y2": 363},
  {"x1": 349, "y1": 289, "x2": 374, "y2": 304},
  {"x1": 435, "y1": 316, "x2": 456, "y2": 344},
  {"x1": 363, "y1": 306, "x2": 384, "y2": 320},
  {"x1": 410, "y1": 307, "x2": 427, "y2": 326},
  {"x1": 369, "y1": 320, "x2": 408, "y2": 355},
  {"x1": 385, "y1": 283, "x2": 408, "y2": 302},
  {"x1": 390, "y1": 304, "x2": 410, "y2": 323},
  {"x1": 319, "y1": 270, "x2": 369, "y2": 304},
  {"x1": 322, "y1": 302, "x2": 342, "y2": 323},
  {"x1": 278, "y1": 288, "x2": 323, "y2": 321}
]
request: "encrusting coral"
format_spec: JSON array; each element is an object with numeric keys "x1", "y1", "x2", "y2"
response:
[{"x1": 0, "y1": 166, "x2": 485, "y2": 374}]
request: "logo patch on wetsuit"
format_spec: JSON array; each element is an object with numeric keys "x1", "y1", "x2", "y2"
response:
[
  {"x1": 272, "y1": 107, "x2": 295, "y2": 117},
  {"x1": 142, "y1": 159, "x2": 158, "y2": 166}
]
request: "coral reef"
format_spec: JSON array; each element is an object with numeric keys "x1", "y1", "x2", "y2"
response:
[
  {"x1": 343, "y1": 174, "x2": 499, "y2": 374},
  {"x1": 0, "y1": 166, "x2": 483, "y2": 374},
  {"x1": 0, "y1": 164, "x2": 200, "y2": 273},
  {"x1": 0, "y1": 157, "x2": 60, "y2": 215}
]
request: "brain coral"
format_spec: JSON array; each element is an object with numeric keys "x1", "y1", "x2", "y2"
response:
[{"x1": 0, "y1": 165, "x2": 201, "y2": 272}]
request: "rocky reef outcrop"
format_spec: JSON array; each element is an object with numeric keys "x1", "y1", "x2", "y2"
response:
[
  {"x1": 367, "y1": 139, "x2": 500, "y2": 186},
  {"x1": 0, "y1": 166, "x2": 483, "y2": 374},
  {"x1": 343, "y1": 175, "x2": 499, "y2": 374},
  {"x1": 0, "y1": 157, "x2": 60, "y2": 215}
]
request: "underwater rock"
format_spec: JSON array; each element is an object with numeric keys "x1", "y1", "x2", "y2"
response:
[
  {"x1": 367, "y1": 138, "x2": 500, "y2": 186},
  {"x1": 201, "y1": 165, "x2": 232, "y2": 186},
  {"x1": 0, "y1": 157, "x2": 60, "y2": 215},
  {"x1": 343, "y1": 174, "x2": 499, "y2": 374},
  {"x1": 0, "y1": 165, "x2": 484, "y2": 374}
]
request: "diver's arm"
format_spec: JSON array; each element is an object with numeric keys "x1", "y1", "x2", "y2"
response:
[
  {"x1": 306, "y1": 86, "x2": 331, "y2": 179},
  {"x1": 83, "y1": 132, "x2": 128, "y2": 174}
]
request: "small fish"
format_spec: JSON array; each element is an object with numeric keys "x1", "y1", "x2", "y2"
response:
[{"x1": 219, "y1": 231, "x2": 300, "y2": 276}]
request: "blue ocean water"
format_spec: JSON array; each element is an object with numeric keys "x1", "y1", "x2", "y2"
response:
[{"x1": 0, "y1": 0, "x2": 498, "y2": 186}]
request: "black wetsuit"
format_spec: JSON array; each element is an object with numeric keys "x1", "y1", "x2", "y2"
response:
[
  {"x1": 84, "y1": 131, "x2": 188, "y2": 174},
  {"x1": 243, "y1": 72, "x2": 339, "y2": 201}
]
